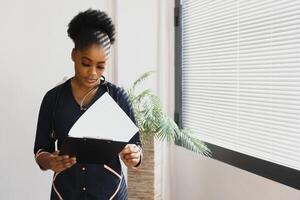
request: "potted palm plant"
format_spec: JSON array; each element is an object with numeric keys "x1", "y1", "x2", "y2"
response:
[{"x1": 126, "y1": 71, "x2": 210, "y2": 200}]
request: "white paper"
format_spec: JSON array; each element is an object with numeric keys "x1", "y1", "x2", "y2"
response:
[{"x1": 68, "y1": 92, "x2": 139, "y2": 142}]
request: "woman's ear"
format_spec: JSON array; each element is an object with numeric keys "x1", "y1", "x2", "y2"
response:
[{"x1": 71, "y1": 48, "x2": 76, "y2": 62}]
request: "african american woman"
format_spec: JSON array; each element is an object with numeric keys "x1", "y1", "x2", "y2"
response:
[{"x1": 34, "y1": 9, "x2": 142, "y2": 200}]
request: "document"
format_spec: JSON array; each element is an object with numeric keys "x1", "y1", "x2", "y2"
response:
[
  {"x1": 60, "y1": 92, "x2": 139, "y2": 164},
  {"x1": 69, "y1": 92, "x2": 139, "y2": 141}
]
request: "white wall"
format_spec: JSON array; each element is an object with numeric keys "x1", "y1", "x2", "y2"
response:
[
  {"x1": 115, "y1": 0, "x2": 158, "y2": 91},
  {"x1": 1, "y1": 0, "x2": 299, "y2": 199},
  {"x1": 171, "y1": 146, "x2": 300, "y2": 200},
  {"x1": 0, "y1": 1, "x2": 111, "y2": 199}
]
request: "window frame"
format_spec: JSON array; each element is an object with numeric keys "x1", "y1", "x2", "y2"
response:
[{"x1": 174, "y1": 0, "x2": 300, "y2": 190}]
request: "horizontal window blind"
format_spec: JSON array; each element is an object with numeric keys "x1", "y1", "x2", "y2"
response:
[{"x1": 181, "y1": 0, "x2": 300, "y2": 170}]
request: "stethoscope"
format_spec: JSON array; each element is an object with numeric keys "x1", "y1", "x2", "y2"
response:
[
  {"x1": 50, "y1": 75, "x2": 109, "y2": 140},
  {"x1": 79, "y1": 76, "x2": 109, "y2": 111}
]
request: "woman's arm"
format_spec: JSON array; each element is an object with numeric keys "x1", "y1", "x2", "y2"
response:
[{"x1": 34, "y1": 88, "x2": 76, "y2": 172}]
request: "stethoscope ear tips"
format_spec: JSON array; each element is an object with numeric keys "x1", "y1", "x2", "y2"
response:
[{"x1": 100, "y1": 75, "x2": 107, "y2": 86}]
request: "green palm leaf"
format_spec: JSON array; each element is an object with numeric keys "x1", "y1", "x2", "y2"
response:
[
  {"x1": 128, "y1": 71, "x2": 210, "y2": 156},
  {"x1": 132, "y1": 71, "x2": 155, "y2": 92}
]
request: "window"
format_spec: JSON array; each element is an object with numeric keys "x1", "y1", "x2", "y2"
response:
[{"x1": 175, "y1": 0, "x2": 300, "y2": 189}]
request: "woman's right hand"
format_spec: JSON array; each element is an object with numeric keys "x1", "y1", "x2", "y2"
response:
[{"x1": 37, "y1": 150, "x2": 77, "y2": 173}]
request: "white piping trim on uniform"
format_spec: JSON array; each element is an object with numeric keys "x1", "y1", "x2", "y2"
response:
[
  {"x1": 109, "y1": 178, "x2": 122, "y2": 200},
  {"x1": 52, "y1": 172, "x2": 63, "y2": 200},
  {"x1": 104, "y1": 164, "x2": 122, "y2": 179},
  {"x1": 104, "y1": 164, "x2": 122, "y2": 200}
]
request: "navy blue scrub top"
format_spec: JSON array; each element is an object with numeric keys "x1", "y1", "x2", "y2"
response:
[{"x1": 34, "y1": 79, "x2": 142, "y2": 200}]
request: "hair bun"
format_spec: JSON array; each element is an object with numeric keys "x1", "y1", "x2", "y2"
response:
[{"x1": 68, "y1": 9, "x2": 115, "y2": 44}]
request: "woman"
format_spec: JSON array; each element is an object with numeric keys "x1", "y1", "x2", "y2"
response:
[{"x1": 34, "y1": 9, "x2": 142, "y2": 200}]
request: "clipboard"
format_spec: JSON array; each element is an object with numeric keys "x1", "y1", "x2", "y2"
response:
[
  {"x1": 60, "y1": 92, "x2": 139, "y2": 164},
  {"x1": 60, "y1": 137, "x2": 128, "y2": 164}
]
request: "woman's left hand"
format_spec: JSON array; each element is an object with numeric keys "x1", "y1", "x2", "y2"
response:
[{"x1": 119, "y1": 144, "x2": 141, "y2": 168}]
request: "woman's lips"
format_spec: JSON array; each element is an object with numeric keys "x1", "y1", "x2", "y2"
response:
[{"x1": 85, "y1": 78, "x2": 98, "y2": 84}]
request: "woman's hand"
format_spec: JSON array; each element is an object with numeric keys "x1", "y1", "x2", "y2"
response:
[
  {"x1": 37, "y1": 151, "x2": 77, "y2": 173},
  {"x1": 119, "y1": 144, "x2": 142, "y2": 168}
]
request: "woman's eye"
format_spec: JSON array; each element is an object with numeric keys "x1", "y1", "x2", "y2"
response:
[
  {"x1": 82, "y1": 63, "x2": 90, "y2": 67},
  {"x1": 97, "y1": 66, "x2": 105, "y2": 70}
]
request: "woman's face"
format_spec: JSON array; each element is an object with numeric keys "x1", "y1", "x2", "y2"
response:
[{"x1": 72, "y1": 44, "x2": 107, "y2": 89}]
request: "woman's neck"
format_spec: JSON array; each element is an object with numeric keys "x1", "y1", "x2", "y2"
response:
[{"x1": 71, "y1": 77, "x2": 99, "y2": 108}]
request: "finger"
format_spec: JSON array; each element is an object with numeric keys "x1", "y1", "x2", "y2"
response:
[
  {"x1": 128, "y1": 144, "x2": 139, "y2": 153},
  {"x1": 63, "y1": 162, "x2": 75, "y2": 169},
  {"x1": 53, "y1": 150, "x2": 60, "y2": 156},
  {"x1": 51, "y1": 163, "x2": 64, "y2": 172},
  {"x1": 54, "y1": 162, "x2": 73, "y2": 172},
  {"x1": 124, "y1": 153, "x2": 140, "y2": 160},
  {"x1": 54, "y1": 157, "x2": 63, "y2": 163},
  {"x1": 70, "y1": 157, "x2": 77, "y2": 163},
  {"x1": 58, "y1": 156, "x2": 75, "y2": 164},
  {"x1": 56, "y1": 155, "x2": 71, "y2": 162},
  {"x1": 121, "y1": 146, "x2": 131, "y2": 154},
  {"x1": 125, "y1": 158, "x2": 140, "y2": 166},
  {"x1": 128, "y1": 158, "x2": 139, "y2": 163},
  {"x1": 60, "y1": 155, "x2": 71, "y2": 162},
  {"x1": 62, "y1": 158, "x2": 77, "y2": 166},
  {"x1": 50, "y1": 159, "x2": 71, "y2": 172},
  {"x1": 130, "y1": 151, "x2": 140, "y2": 157},
  {"x1": 122, "y1": 145, "x2": 139, "y2": 155},
  {"x1": 61, "y1": 155, "x2": 70, "y2": 160},
  {"x1": 55, "y1": 166, "x2": 67, "y2": 173}
]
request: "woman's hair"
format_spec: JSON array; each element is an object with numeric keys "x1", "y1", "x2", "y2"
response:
[{"x1": 67, "y1": 9, "x2": 115, "y2": 50}]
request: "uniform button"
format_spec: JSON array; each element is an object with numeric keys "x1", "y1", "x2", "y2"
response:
[
  {"x1": 82, "y1": 167, "x2": 86, "y2": 171},
  {"x1": 82, "y1": 187, "x2": 86, "y2": 191}
]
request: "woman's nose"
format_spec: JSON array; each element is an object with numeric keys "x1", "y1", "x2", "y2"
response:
[{"x1": 88, "y1": 66, "x2": 97, "y2": 75}]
